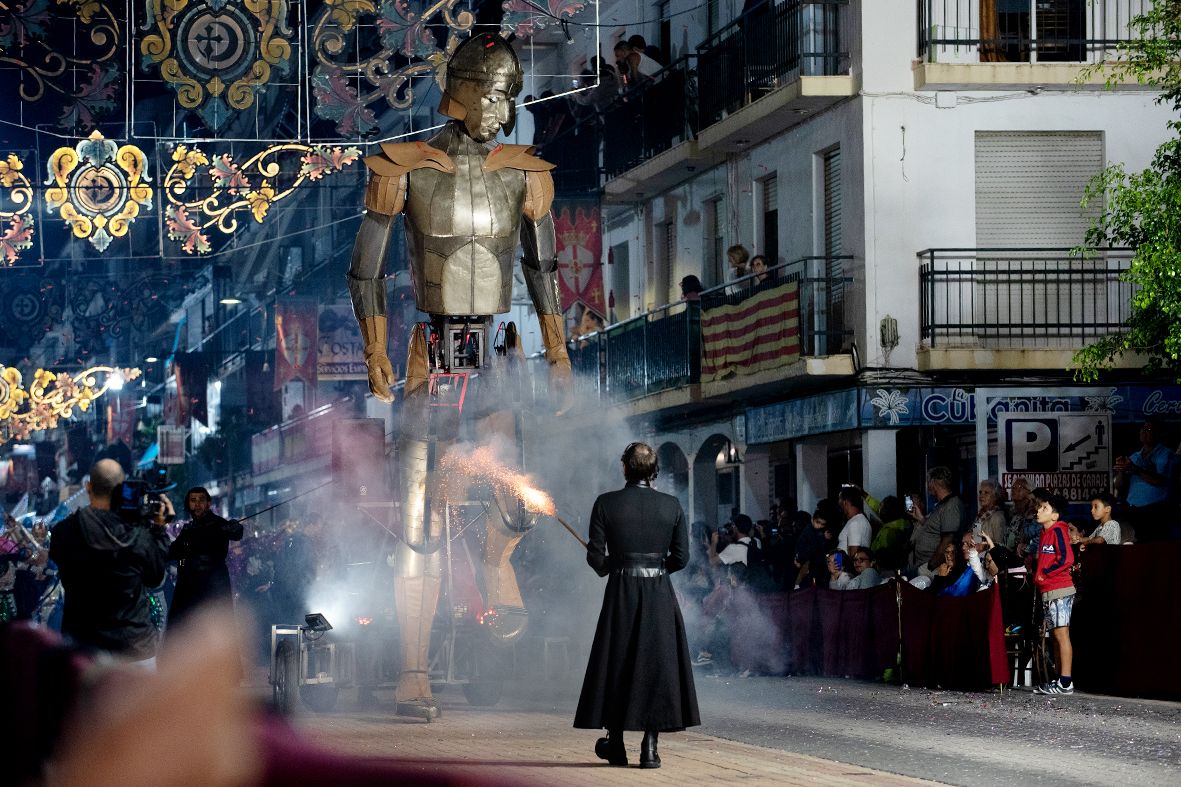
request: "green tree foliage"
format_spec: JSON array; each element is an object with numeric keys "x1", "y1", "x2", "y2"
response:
[{"x1": 1073, "y1": 1, "x2": 1181, "y2": 381}]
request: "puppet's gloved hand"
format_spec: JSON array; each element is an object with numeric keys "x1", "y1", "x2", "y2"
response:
[
  {"x1": 539, "y1": 313, "x2": 573, "y2": 415},
  {"x1": 359, "y1": 315, "x2": 396, "y2": 403}
]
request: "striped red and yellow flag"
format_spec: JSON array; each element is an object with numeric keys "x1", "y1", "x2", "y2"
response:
[{"x1": 701, "y1": 282, "x2": 801, "y2": 382}]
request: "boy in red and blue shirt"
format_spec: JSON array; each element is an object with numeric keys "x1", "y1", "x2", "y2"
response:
[{"x1": 1032, "y1": 491, "x2": 1076, "y2": 695}]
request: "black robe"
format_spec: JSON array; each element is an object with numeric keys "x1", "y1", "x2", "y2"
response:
[
  {"x1": 167, "y1": 512, "x2": 243, "y2": 627},
  {"x1": 574, "y1": 482, "x2": 700, "y2": 732}
]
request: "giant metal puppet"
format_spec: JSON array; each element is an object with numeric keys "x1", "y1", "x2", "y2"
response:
[{"x1": 346, "y1": 33, "x2": 571, "y2": 720}]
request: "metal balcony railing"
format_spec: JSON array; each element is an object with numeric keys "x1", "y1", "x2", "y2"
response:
[
  {"x1": 917, "y1": 0, "x2": 1150, "y2": 64},
  {"x1": 697, "y1": 0, "x2": 849, "y2": 126},
  {"x1": 559, "y1": 255, "x2": 853, "y2": 402},
  {"x1": 538, "y1": 56, "x2": 698, "y2": 191},
  {"x1": 918, "y1": 248, "x2": 1135, "y2": 349}
]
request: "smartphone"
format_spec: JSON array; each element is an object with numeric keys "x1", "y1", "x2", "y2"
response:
[{"x1": 904, "y1": 494, "x2": 914, "y2": 512}]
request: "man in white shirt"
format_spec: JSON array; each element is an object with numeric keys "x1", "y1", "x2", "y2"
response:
[
  {"x1": 710, "y1": 514, "x2": 757, "y2": 567},
  {"x1": 837, "y1": 487, "x2": 872, "y2": 555}
]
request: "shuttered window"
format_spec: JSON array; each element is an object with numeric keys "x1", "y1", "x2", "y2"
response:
[
  {"x1": 663, "y1": 221, "x2": 676, "y2": 304},
  {"x1": 762, "y1": 175, "x2": 778, "y2": 265},
  {"x1": 975, "y1": 131, "x2": 1103, "y2": 246},
  {"x1": 823, "y1": 151, "x2": 841, "y2": 258},
  {"x1": 970, "y1": 131, "x2": 1107, "y2": 348},
  {"x1": 706, "y1": 197, "x2": 725, "y2": 287}
]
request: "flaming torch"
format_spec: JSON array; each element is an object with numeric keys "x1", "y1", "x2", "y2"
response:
[{"x1": 442, "y1": 446, "x2": 587, "y2": 549}]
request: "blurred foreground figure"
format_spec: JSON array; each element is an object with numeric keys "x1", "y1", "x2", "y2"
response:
[
  {"x1": 0, "y1": 608, "x2": 502, "y2": 787},
  {"x1": 346, "y1": 32, "x2": 571, "y2": 719},
  {"x1": 574, "y1": 443, "x2": 700, "y2": 768}
]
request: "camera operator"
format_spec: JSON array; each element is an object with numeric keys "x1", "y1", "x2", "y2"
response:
[
  {"x1": 48, "y1": 459, "x2": 172, "y2": 666},
  {"x1": 166, "y1": 486, "x2": 243, "y2": 629}
]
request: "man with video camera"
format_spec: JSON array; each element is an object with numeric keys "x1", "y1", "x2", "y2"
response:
[
  {"x1": 49, "y1": 459, "x2": 173, "y2": 666},
  {"x1": 166, "y1": 486, "x2": 243, "y2": 629}
]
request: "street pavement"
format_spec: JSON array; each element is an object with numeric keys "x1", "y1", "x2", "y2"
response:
[{"x1": 287, "y1": 670, "x2": 1181, "y2": 785}]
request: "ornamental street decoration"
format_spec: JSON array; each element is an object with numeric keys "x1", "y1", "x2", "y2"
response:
[
  {"x1": 69, "y1": 272, "x2": 182, "y2": 342},
  {"x1": 310, "y1": 0, "x2": 473, "y2": 137},
  {"x1": 44, "y1": 131, "x2": 154, "y2": 253},
  {"x1": 0, "y1": 0, "x2": 123, "y2": 132},
  {"x1": 499, "y1": 0, "x2": 585, "y2": 39},
  {"x1": 0, "y1": 365, "x2": 141, "y2": 444},
  {"x1": 162, "y1": 141, "x2": 361, "y2": 254},
  {"x1": 140, "y1": 0, "x2": 295, "y2": 132},
  {"x1": 0, "y1": 272, "x2": 64, "y2": 359},
  {"x1": 0, "y1": 153, "x2": 36, "y2": 267}
]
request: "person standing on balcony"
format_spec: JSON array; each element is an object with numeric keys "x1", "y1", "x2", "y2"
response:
[
  {"x1": 680, "y1": 275, "x2": 704, "y2": 302},
  {"x1": 726, "y1": 245, "x2": 750, "y2": 280},
  {"x1": 1115, "y1": 419, "x2": 1175, "y2": 543}
]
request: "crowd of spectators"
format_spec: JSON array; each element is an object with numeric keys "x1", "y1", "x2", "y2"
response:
[{"x1": 671, "y1": 436, "x2": 1180, "y2": 690}]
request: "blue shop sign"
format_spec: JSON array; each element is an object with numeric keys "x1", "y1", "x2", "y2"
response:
[
  {"x1": 859, "y1": 385, "x2": 1181, "y2": 428},
  {"x1": 746, "y1": 389, "x2": 859, "y2": 444}
]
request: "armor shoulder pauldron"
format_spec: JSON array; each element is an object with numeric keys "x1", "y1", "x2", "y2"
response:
[
  {"x1": 483, "y1": 144, "x2": 555, "y2": 173},
  {"x1": 364, "y1": 141, "x2": 456, "y2": 177},
  {"x1": 362, "y1": 142, "x2": 455, "y2": 216}
]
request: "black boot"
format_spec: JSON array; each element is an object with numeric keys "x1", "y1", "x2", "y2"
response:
[
  {"x1": 640, "y1": 731, "x2": 661, "y2": 769},
  {"x1": 594, "y1": 729, "x2": 627, "y2": 766}
]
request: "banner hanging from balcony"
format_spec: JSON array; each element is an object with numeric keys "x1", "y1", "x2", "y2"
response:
[
  {"x1": 701, "y1": 281, "x2": 800, "y2": 382},
  {"x1": 554, "y1": 200, "x2": 605, "y2": 334},
  {"x1": 274, "y1": 298, "x2": 318, "y2": 390}
]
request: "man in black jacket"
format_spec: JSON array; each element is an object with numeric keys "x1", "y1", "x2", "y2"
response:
[
  {"x1": 49, "y1": 459, "x2": 171, "y2": 664},
  {"x1": 574, "y1": 442, "x2": 700, "y2": 769},
  {"x1": 167, "y1": 486, "x2": 244, "y2": 629}
]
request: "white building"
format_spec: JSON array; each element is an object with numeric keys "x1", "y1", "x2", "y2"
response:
[{"x1": 519, "y1": 0, "x2": 1171, "y2": 526}]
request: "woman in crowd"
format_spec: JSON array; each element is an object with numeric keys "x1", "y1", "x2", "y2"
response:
[
  {"x1": 973, "y1": 479, "x2": 1008, "y2": 545},
  {"x1": 826, "y1": 549, "x2": 851, "y2": 590}
]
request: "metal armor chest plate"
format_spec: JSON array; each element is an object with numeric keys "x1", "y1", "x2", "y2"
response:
[{"x1": 404, "y1": 126, "x2": 526, "y2": 316}]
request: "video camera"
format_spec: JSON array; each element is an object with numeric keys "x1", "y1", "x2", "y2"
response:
[{"x1": 113, "y1": 465, "x2": 176, "y2": 524}]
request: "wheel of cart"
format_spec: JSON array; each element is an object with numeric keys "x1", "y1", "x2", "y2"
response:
[{"x1": 271, "y1": 624, "x2": 303, "y2": 714}]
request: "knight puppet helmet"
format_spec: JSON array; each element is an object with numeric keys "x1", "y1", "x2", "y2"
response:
[{"x1": 438, "y1": 33, "x2": 524, "y2": 140}]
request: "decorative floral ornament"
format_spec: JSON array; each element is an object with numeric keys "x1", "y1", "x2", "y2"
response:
[
  {"x1": 310, "y1": 0, "x2": 474, "y2": 137},
  {"x1": 44, "y1": 131, "x2": 153, "y2": 253},
  {"x1": 499, "y1": 0, "x2": 586, "y2": 39},
  {"x1": 0, "y1": 365, "x2": 141, "y2": 444},
  {"x1": 1084, "y1": 388, "x2": 1124, "y2": 413},
  {"x1": 870, "y1": 388, "x2": 910, "y2": 425},
  {"x1": 140, "y1": 0, "x2": 294, "y2": 132},
  {"x1": 0, "y1": 153, "x2": 36, "y2": 267},
  {"x1": 162, "y1": 142, "x2": 362, "y2": 253},
  {"x1": 0, "y1": 0, "x2": 122, "y2": 131}
]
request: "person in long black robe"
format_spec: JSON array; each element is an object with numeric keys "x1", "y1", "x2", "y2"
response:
[
  {"x1": 574, "y1": 442, "x2": 700, "y2": 769},
  {"x1": 167, "y1": 487, "x2": 243, "y2": 629}
]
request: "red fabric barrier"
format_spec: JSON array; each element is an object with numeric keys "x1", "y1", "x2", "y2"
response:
[
  {"x1": 1073, "y1": 543, "x2": 1181, "y2": 700},
  {"x1": 899, "y1": 582, "x2": 1008, "y2": 690},
  {"x1": 746, "y1": 583, "x2": 1007, "y2": 689}
]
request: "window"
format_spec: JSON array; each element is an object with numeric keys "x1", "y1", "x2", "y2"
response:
[
  {"x1": 661, "y1": 220, "x2": 676, "y2": 305},
  {"x1": 705, "y1": 196, "x2": 725, "y2": 286},
  {"x1": 761, "y1": 175, "x2": 779, "y2": 266}
]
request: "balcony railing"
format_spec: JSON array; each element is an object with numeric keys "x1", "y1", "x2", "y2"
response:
[
  {"x1": 539, "y1": 56, "x2": 697, "y2": 191},
  {"x1": 562, "y1": 255, "x2": 853, "y2": 402},
  {"x1": 917, "y1": 0, "x2": 1150, "y2": 64},
  {"x1": 697, "y1": 0, "x2": 849, "y2": 126},
  {"x1": 918, "y1": 248, "x2": 1135, "y2": 349}
]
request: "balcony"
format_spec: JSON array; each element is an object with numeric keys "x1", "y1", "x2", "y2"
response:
[
  {"x1": 543, "y1": 1, "x2": 856, "y2": 203},
  {"x1": 563, "y1": 256, "x2": 855, "y2": 413},
  {"x1": 915, "y1": 0, "x2": 1154, "y2": 91},
  {"x1": 917, "y1": 247, "x2": 1137, "y2": 370}
]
